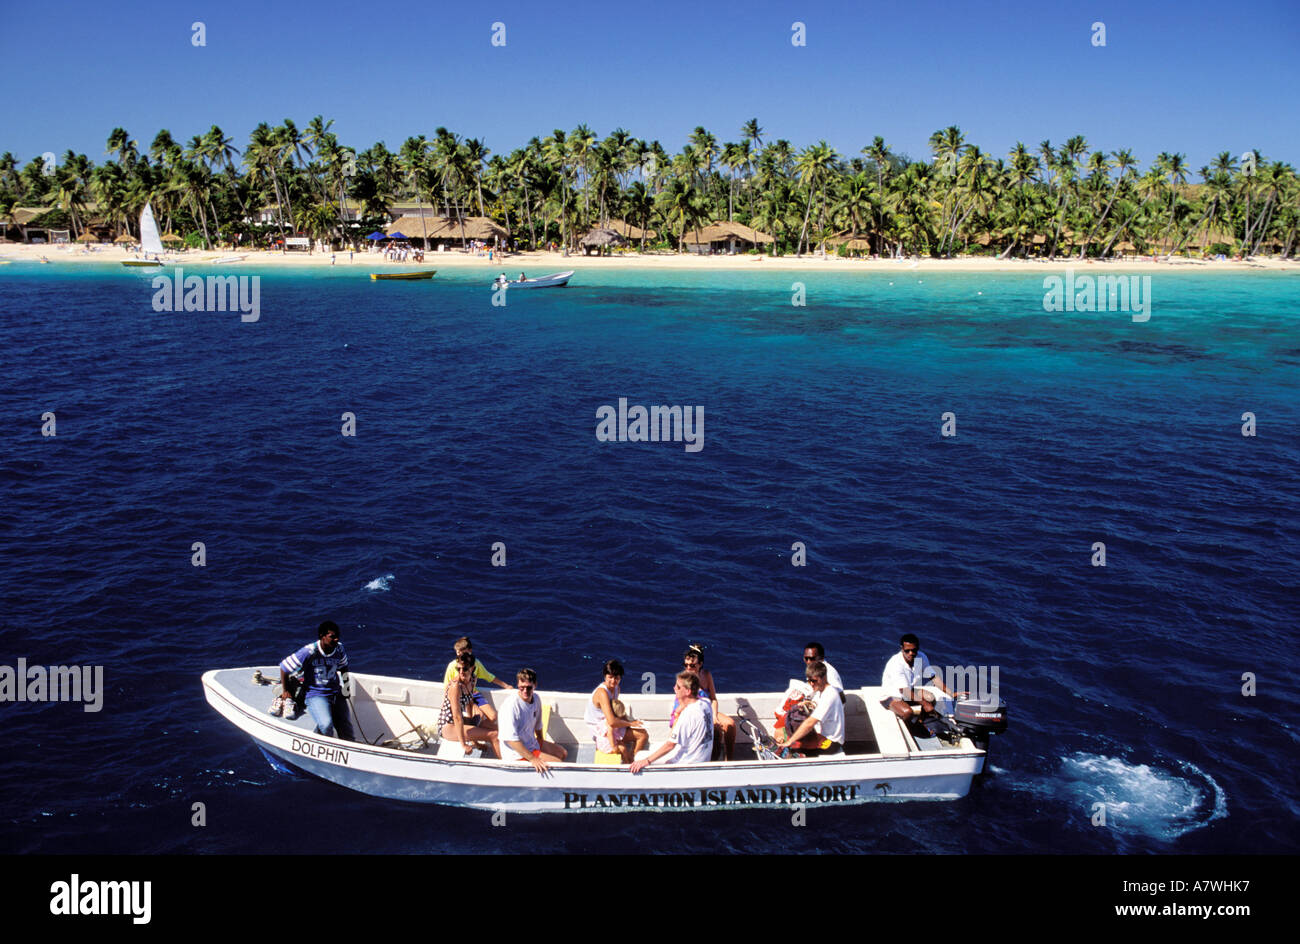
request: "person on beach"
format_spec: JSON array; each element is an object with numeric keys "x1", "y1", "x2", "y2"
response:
[
  {"x1": 439, "y1": 653, "x2": 501, "y2": 757},
  {"x1": 500, "y1": 668, "x2": 567, "y2": 772},
  {"x1": 584, "y1": 660, "x2": 647, "y2": 763},
  {"x1": 881, "y1": 633, "x2": 959, "y2": 721},
  {"x1": 802, "y1": 641, "x2": 845, "y2": 701},
  {"x1": 442, "y1": 636, "x2": 512, "y2": 723},
  {"x1": 630, "y1": 672, "x2": 713, "y2": 772},
  {"x1": 675, "y1": 645, "x2": 737, "y2": 760},
  {"x1": 274, "y1": 620, "x2": 355, "y2": 741},
  {"x1": 777, "y1": 661, "x2": 843, "y2": 756}
]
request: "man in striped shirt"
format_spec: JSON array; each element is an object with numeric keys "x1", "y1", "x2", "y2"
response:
[{"x1": 278, "y1": 621, "x2": 355, "y2": 741}]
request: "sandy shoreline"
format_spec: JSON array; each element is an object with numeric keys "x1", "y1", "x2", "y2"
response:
[{"x1": 1, "y1": 242, "x2": 1296, "y2": 274}]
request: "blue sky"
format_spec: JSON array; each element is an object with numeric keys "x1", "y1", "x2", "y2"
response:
[{"x1": 2, "y1": 0, "x2": 1297, "y2": 173}]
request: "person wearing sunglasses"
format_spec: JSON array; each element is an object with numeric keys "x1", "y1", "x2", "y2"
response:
[
  {"x1": 802, "y1": 641, "x2": 845, "y2": 703},
  {"x1": 630, "y1": 672, "x2": 714, "y2": 772},
  {"x1": 882, "y1": 633, "x2": 958, "y2": 721},
  {"x1": 438, "y1": 653, "x2": 502, "y2": 758},
  {"x1": 500, "y1": 668, "x2": 567, "y2": 773},
  {"x1": 776, "y1": 660, "x2": 844, "y2": 756},
  {"x1": 676, "y1": 645, "x2": 737, "y2": 761}
]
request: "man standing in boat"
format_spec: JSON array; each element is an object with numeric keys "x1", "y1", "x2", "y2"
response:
[
  {"x1": 500, "y1": 668, "x2": 568, "y2": 773},
  {"x1": 276, "y1": 620, "x2": 355, "y2": 741},
  {"x1": 777, "y1": 661, "x2": 844, "y2": 756},
  {"x1": 882, "y1": 633, "x2": 958, "y2": 721},
  {"x1": 630, "y1": 672, "x2": 713, "y2": 772}
]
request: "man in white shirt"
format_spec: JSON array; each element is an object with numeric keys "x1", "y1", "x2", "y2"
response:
[
  {"x1": 778, "y1": 661, "x2": 844, "y2": 755},
  {"x1": 630, "y1": 672, "x2": 713, "y2": 772},
  {"x1": 882, "y1": 634, "x2": 958, "y2": 721},
  {"x1": 803, "y1": 641, "x2": 845, "y2": 703},
  {"x1": 499, "y1": 668, "x2": 568, "y2": 773}
]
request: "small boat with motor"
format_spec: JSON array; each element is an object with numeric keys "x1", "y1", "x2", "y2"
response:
[
  {"x1": 203, "y1": 668, "x2": 1007, "y2": 812},
  {"x1": 370, "y1": 270, "x2": 437, "y2": 281},
  {"x1": 492, "y1": 270, "x2": 573, "y2": 290}
]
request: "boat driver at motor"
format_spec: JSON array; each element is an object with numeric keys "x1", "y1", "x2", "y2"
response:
[
  {"x1": 276, "y1": 620, "x2": 355, "y2": 741},
  {"x1": 881, "y1": 633, "x2": 961, "y2": 721}
]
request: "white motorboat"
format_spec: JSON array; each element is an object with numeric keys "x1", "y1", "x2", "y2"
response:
[
  {"x1": 492, "y1": 270, "x2": 574, "y2": 289},
  {"x1": 203, "y1": 668, "x2": 1007, "y2": 812}
]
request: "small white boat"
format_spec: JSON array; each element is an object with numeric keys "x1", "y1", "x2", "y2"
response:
[
  {"x1": 492, "y1": 270, "x2": 574, "y2": 290},
  {"x1": 203, "y1": 668, "x2": 1006, "y2": 812}
]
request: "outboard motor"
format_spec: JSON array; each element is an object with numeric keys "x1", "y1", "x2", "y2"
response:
[{"x1": 950, "y1": 694, "x2": 1008, "y2": 751}]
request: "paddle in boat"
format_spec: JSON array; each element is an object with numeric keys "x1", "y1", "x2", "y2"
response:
[
  {"x1": 492, "y1": 270, "x2": 573, "y2": 289},
  {"x1": 120, "y1": 202, "x2": 167, "y2": 267},
  {"x1": 370, "y1": 270, "x2": 437, "y2": 281},
  {"x1": 203, "y1": 668, "x2": 1007, "y2": 812}
]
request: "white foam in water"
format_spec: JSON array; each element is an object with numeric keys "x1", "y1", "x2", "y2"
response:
[
  {"x1": 1061, "y1": 752, "x2": 1228, "y2": 841},
  {"x1": 364, "y1": 573, "x2": 395, "y2": 592}
]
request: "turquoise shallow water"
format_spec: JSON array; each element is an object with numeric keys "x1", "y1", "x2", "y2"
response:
[{"x1": 0, "y1": 261, "x2": 1297, "y2": 852}]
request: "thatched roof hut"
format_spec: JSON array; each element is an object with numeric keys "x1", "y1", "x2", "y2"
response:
[
  {"x1": 579, "y1": 228, "x2": 628, "y2": 255},
  {"x1": 824, "y1": 231, "x2": 873, "y2": 251},
  {"x1": 387, "y1": 215, "x2": 509, "y2": 244},
  {"x1": 682, "y1": 221, "x2": 774, "y2": 252},
  {"x1": 604, "y1": 218, "x2": 656, "y2": 240}
]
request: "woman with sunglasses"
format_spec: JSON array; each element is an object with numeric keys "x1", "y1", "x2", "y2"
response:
[
  {"x1": 675, "y1": 645, "x2": 737, "y2": 761},
  {"x1": 439, "y1": 653, "x2": 502, "y2": 758}
]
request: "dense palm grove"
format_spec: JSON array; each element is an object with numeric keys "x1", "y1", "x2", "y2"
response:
[{"x1": 2, "y1": 118, "x2": 1296, "y2": 258}]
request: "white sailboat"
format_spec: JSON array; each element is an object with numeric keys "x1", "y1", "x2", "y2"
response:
[{"x1": 121, "y1": 202, "x2": 167, "y2": 267}]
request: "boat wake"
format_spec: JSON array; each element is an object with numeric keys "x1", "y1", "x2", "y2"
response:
[
  {"x1": 363, "y1": 573, "x2": 395, "y2": 592},
  {"x1": 1058, "y1": 752, "x2": 1227, "y2": 841}
]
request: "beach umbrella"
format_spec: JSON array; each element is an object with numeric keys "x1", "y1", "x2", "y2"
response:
[
  {"x1": 76, "y1": 231, "x2": 98, "y2": 243},
  {"x1": 161, "y1": 232, "x2": 184, "y2": 244},
  {"x1": 366, "y1": 232, "x2": 386, "y2": 240},
  {"x1": 114, "y1": 234, "x2": 137, "y2": 244}
]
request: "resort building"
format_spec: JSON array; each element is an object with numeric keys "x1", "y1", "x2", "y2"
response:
[
  {"x1": 385, "y1": 214, "x2": 509, "y2": 250},
  {"x1": 681, "y1": 221, "x2": 774, "y2": 254}
]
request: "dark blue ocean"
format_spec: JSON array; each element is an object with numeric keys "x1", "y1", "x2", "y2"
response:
[{"x1": 2, "y1": 260, "x2": 1297, "y2": 854}]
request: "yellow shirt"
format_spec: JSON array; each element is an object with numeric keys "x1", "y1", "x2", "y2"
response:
[{"x1": 443, "y1": 659, "x2": 497, "y2": 688}]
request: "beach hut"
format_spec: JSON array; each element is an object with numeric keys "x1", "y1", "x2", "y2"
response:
[
  {"x1": 2, "y1": 207, "x2": 58, "y2": 243},
  {"x1": 604, "y1": 218, "x2": 657, "y2": 242},
  {"x1": 681, "y1": 221, "x2": 774, "y2": 254},
  {"x1": 579, "y1": 227, "x2": 627, "y2": 256},
  {"x1": 386, "y1": 215, "x2": 509, "y2": 251},
  {"x1": 822, "y1": 232, "x2": 874, "y2": 255}
]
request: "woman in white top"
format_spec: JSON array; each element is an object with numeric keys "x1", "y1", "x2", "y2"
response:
[{"x1": 584, "y1": 659, "x2": 647, "y2": 763}]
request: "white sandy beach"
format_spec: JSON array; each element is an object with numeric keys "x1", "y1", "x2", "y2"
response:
[{"x1": 1, "y1": 242, "x2": 1296, "y2": 273}]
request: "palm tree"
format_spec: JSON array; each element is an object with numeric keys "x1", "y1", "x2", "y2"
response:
[
  {"x1": 794, "y1": 141, "x2": 839, "y2": 255},
  {"x1": 399, "y1": 136, "x2": 430, "y2": 247}
]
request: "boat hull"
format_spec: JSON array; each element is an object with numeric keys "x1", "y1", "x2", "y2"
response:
[
  {"x1": 204, "y1": 668, "x2": 986, "y2": 813},
  {"x1": 493, "y1": 270, "x2": 574, "y2": 289},
  {"x1": 121, "y1": 260, "x2": 163, "y2": 267},
  {"x1": 371, "y1": 270, "x2": 436, "y2": 280}
]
